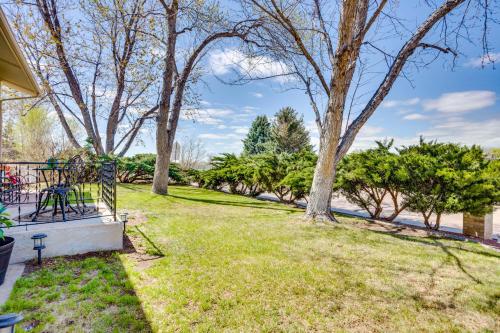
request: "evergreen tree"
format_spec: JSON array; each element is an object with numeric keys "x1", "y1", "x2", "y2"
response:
[
  {"x1": 271, "y1": 107, "x2": 310, "y2": 153},
  {"x1": 242, "y1": 115, "x2": 272, "y2": 155}
]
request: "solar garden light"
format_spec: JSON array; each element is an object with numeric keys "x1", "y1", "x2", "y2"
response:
[
  {"x1": 119, "y1": 212, "x2": 128, "y2": 234},
  {"x1": 31, "y1": 233, "x2": 47, "y2": 266},
  {"x1": 0, "y1": 313, "x2": 23, "y2": 332}
]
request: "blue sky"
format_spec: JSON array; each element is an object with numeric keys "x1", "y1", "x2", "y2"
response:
[
  {"x1": 124, "y1": 2, "x2": 500, "y2": 158},
  {"x1": 128, "y1": 50, "x2": 500, "y2": 158}
]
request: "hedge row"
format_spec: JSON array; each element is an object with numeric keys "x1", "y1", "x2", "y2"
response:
[{"x1": 196, "y1": 140, "x2": 500, "y2": 230}]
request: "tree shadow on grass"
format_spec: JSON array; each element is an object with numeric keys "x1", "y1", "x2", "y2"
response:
[
  {"x1": 352, "y1": 226, "x2": 496, "y2": 313},
  {"x1": 366, "y1": 227, "x2": 500, "y2": 260},
  {"x1": 366, "y1": 229, "x2": 500, "y2": 286},
  {"x1": 431, "y1": 238, "x2": 483, "y2": 284},
  {"x1": 2, "y1": 249, "x2": 154, "y2": 332},
  {"x1": 132, "y1": 226, "x2": 165, "y2": 258},
  {"x1": 169, "y1": 194, "x2": 299, "y2": 213}
]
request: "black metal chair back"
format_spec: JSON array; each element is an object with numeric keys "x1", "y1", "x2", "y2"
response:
[{"x1": 63, "y1": 155, "x2": 85, "y2": 187}]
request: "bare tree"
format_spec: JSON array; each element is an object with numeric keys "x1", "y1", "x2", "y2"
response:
[
  {"x1": 8, "y1": 0, "x2": 161, "y2": 156},
  {"x1": 238, "y1": 0, "x2": 494, "y2": 221},
  {"x1": 151, "y1": 0, "x2": 260, "y2": 194},
  {"x1": 179, "y1": 137, "x2": 206, "y2": 170}
]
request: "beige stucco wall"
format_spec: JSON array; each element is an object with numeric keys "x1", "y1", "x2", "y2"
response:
[{"x1": 5, "y1": 217, "x2": 123, "y2": 264}]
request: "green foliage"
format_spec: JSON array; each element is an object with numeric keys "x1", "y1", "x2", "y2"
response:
[
  {"x1": 116, "y1": 154, "x2": 188, "y2": 184},
  {"x1": 398, "y1": 139, "x2": 497, "y2": 230},
  {"x1": 485, "y1": 159, "x2": 500, "y2": 206},
  {"x1": 335, "y1": 140, "x2": 406, "y2": 220},
  {"x1": 278, "y1": 150, "x2": 317, "y2": 202},
  {"x1": 201, "y1": 135, "x2": 499, "y2": 230},
  {"x1": 242, "y1": 116, "x2": 272, "y2": 155},
  {"x1": 117, "y1": 154, "x2": 156, "y2": 183},
  {"x1": 0, "y1": 203, "x2": 12, "y2": 240},
  {"x1": 10, "y1": 107, "x2": 80, "y2": 161},
  {"x1": 169, "y1": 163, "x2": 188, "y2": 184},
  {"x1": 200, "y1": 154, "x2": 262, "y2": 196},
  {"x1": 271, "y1": 107, "x2": 311, "y2": 153},
  {"x1": 488, "y1": 148, "x2": 500, "y2": 159},
  {"x1": 199, "y1": 150, "x2": 317, "y2": 203}
]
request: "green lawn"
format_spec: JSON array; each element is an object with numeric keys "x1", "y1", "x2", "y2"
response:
[{"x1": 2, "y1": 184, "x2": 499, "y2": 332}]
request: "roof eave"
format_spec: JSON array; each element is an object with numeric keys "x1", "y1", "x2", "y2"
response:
[{"x1": 0, "y1": 7, "x2": 40, "y2": 97}]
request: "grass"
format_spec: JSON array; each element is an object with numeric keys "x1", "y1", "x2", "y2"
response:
[{"x1": 2, "y1": 184, "x2": 500, "y2": 332}]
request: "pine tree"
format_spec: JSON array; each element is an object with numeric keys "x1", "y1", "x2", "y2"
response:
[
  {"x1": 242, "y1": 115, "x2": 272, "y2": 155},
  {"x1": 271, "y1": 107, "x2": 310, "y2": 153}
]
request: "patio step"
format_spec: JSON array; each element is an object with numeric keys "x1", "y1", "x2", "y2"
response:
[{"x1": 0, "y1": 263, "x2": 25, "y2": 305}]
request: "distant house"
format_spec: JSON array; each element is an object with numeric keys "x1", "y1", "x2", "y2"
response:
[{"x1": 0, "y1": 6, "x2": 40, "y2": 158}]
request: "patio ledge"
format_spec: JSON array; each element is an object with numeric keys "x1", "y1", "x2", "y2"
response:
[{"x1": 0, "y1": 263, "x2": 24, "y2": 306}]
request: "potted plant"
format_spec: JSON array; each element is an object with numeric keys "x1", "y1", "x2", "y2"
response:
[
  {"x1": 0, "y1": 203, "x2": 13, "y2": 285},
  {"x1": 47, "y1": 157, "x2": 58, "y2": 169}
]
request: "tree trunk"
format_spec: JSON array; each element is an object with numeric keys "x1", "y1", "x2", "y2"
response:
[
  {"x1": 105, "y1": 91, "x2": 124, "y2": 153},
  {"x1": 305, "y1": 1, "x2": 368, "y2": 221},
  {"x1": 306, "y1": 119, "x2": 341, "y2": 221},
  {"x1": 152, "y1": 120, "x2": 172, "y2": 194},
  {"x1": 383, "y1": 190, "x2": 407, "y2": 221},
  {"x1": 432, "y1": 212, "x2": 441, "y2": 231},
  {"x1": 151, "y1": 13, "x2": 255, "y2": 194},
  {"x1": 151, "y1": 2, "x2": 178, "y2": 195},
  {"x1": 306, "y1": 0, "x2": 467, "y2": 222}
]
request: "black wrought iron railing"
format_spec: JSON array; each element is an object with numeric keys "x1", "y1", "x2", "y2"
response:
[
  {"x1": 0, "y1": 160, "x2": 117, "y2": 227},
  {"x1": 100, "y1": 162, "x2": 117, "y2": 222}
]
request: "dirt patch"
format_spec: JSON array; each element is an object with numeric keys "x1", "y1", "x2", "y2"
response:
[
  {"x1": 22, "y1": 319, "x2": 41, "y2": 331},
  {"x1": 79, "y1": 270, "x2": 99, "y2": 286},
  {"x1": 23, "y1": 250, "x2": 116, "y2": 275},
  {"x1": 123, "y1": 233, "x2": 163, "y2": 270},
  {"x1": 126, "y1": 210, "x2": 149, "y2": 226},
  {"x1": 352, "y1": 219, "x2": 434, "y2": 238}
]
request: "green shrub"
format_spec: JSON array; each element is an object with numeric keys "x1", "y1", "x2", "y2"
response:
[
  {"x1": 334, "y1": 140, "x2": 407, "y2": 221},
  {"x1": 116, "y1": 154, "x2": 188, "y2": 184},
  {"x1": 200, "y1": 150, "x2": 316, "y2": 203},
  {"x1": 399, "y1": 139, "x2": 498, "y2": 230}
]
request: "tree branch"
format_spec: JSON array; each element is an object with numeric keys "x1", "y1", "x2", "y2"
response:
[{"x1": 337, "y1": 0, "x2": 466, "y2": 163}]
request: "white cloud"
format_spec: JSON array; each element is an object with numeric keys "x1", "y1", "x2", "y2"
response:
[
  {"x1": 252, "y1": 92, "x2": 264, "y2": 98},
  {"x1": 231, "y1": 126, "x2": 249, "y2": 135},
  {"x1": 423, "y1": 90, "x2": 496, "y2": 113},
  {"x1": 403, "y1": 113, "x2": 429, "y2": 121},
  {"x1": 181, "y1": 108, "x2": 234, "y2": 125},
  {"x1": 200, "y1": 100, "x2": 211, "y2": 106},
  {"x1": 208, "y1": 48, "x2": 292, "y2": 83},
  {"x1": 358, "y1": 125, "x2": 384, "y2": 136},
  {"x1": 198, "y1": 133, "x2": 226, "y2": 139},
  {"x1": 242, "y1": 106, "x2": 258, "y2": 113},
  {"x1": 198, "y1": 132, "x2": 242, "y2": 140},
  {"x1": 419, "y1": 118, "x2": 500, "y2": 147},
  {"x1": 397, "y1": 109, "x2": 414, "y2": 115},
  {"x1": 466, "y1": 53, "x2": 500, "y2": 67},
  {"x1": 382, "y1": 98, "x2": 420, "y2": 108},
  {"x1": 345, "y1": 124, "x2": 422, "y2": 152}
]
